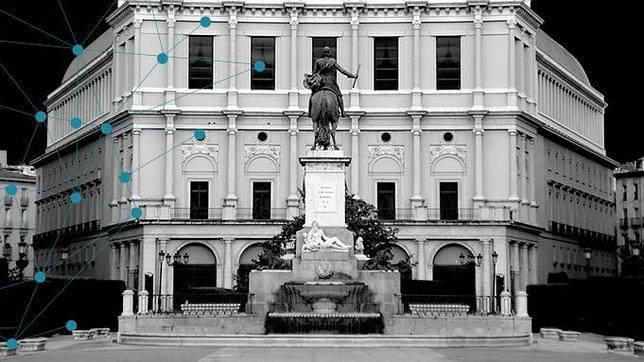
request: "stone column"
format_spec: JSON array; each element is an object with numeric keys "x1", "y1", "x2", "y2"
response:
[
  {"x1": 226, "y1": 5, "x2": 239, "y2": 109},
  {"x1": 223, "y1": 237, "x2": 234, "y2": 289},
  {"x1": 349, "y1": 115, "x2": 362, "y2": 196},
  {"x1": 519, "y1": 242, "x2": 529, "y2": 291},
  {"x1": 110, "y1": 243, "x2": 120, "y2": 280},
  {"x1": 286, "y1": 114, "x2": 301, "y2": 218},
  {"x1": 473, "y1": 7, "x2": 484, "y2": 108},
  {"x1": 507, "y1": 19, "x2": 517, "y2": 108},
  {"x1": 509, "y1": 130, "x2": 519, "y2": 203},
  {"x1": 473, "y1": 113, "x2": 485, "y2": 204},
  {"x1": 517, "y1": 32, "x2": 525, "y2": 98},
  {"x1": 416, "y1": 239, "x2": 426, "y2": 280},
  {"x1": 121, "y1": 290, "x2": 134, "y2": 316},
  {"x1": 528, "y1": 244, "x2": 538, "y2": 285},
  {"x1": 119, "y1": 241, "x2": 129, "y2": 283},
  {"x1": 510, "y1": 241, "x2": 520, "y2": 295},
  {"x1": 112, "y1": 34, "x2": 122, "y2": 105},
  {"x1": 529, "y1": 138, "x2": 538, "y2": 223},
  {"x1": 481, "y1": 239, "x2": 492, "y2": 312},
  {"x1": 520, "y1": 134, "x2": 529, "y2": 221},
  {"x1": 223, "y1": 113, "x2": 239, "y2": 220},
  {"x1": 157, "y1": 238, "x2": 168, "y2": 295},
  {"x1": 409, "y1": 112, "x2": 426, "y2": 220},
  {"x1": 133, "y1": 18, "x2": 142, "y2": 106},
  {"x1": 163, "y1": 113, "x2": 177, "y2": 207},
  {"x1": 347, "y1": 5, "x2": 362, "y2": 109},
  {"x1": 110, "y1": 137, "x2": 120, "y2": 221},
  {"x1": 410, "y1": 4, "x2": 422, "y2": 109},
  {"x1": 515, "y1": 291, "x2": 528, "y2": 317},
  {"x1": 287, "y1": 5, "x2": 301, "y2": 109},
  {"x1": 131, "y1": 128, "x2": 141, "y2": 200},
  {"x1": 138, "y1": 290, "x2": 149, "y2": 314}
]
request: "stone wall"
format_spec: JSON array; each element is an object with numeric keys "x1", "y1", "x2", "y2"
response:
[
  {"x1": 385, "y1": 315, "x2": 532, "y2": 337},
  {"x1": 118, "y1": 314, "x2": 264, "y2": 335}
]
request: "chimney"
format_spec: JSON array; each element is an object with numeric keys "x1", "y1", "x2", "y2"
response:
[{"x1": 0, "y1": 150, "x2": 7, "y2": 167}]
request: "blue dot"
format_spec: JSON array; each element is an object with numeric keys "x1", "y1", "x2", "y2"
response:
[
  {"x1": 254, "y1": 60, "x2": 266, "y2": 72},
  {"x1": 100, "y1": 123, "x2": 112, "y2": 135},
  {"x1": 6, "y1": 338, "x2": 18, "y2": 350},
  {"x1": 131, "y1": 207, "x2": 143, "y2": 219},
  {"x1": 157, "y1": 52, "x2": 169, "y2": 64},
  {"x1": 194, "y1": 129, "x2": 206, "y2": 141},
  {"x1": 70, "y1": 191, "x2": 82, "y2": 204},
  {"x1": 5, "y1": 184, "x2": 17, "y2": 196},
  {"x1": 70, "y1": 117, "x2": 82, "y2": 129},
  {"x1": 35, "y1": 111, "x2": 47, "y2": 123},
  {"x1": 72, "y1": 44, "x2": 84, "y2": 56},
  {"x1": 119, "y1": 172, "x2": 131, "y2": 183},
  {"x1": 34, "y1": 271, "x2": 46, "y2": 283},
  {"x1": 200, "y1": 16, "x2": 211, "y2": 27},
  {"x1": 65, "y1": 320, "x2": 77, "y2": 332}
]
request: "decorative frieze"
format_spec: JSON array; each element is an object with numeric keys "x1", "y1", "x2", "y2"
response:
[
  {"x1": 368, "y1": 145, "x2": 405, "y2": 171},
  {"x1": 429, "y1": 144, "x2": 467, "y2": 166},
  {"x1": 181, "y1": 144, "x2": 219, "y2": 165},
  {"x1": 244, "y1": 144, "x2": 281, "y2": 169}
]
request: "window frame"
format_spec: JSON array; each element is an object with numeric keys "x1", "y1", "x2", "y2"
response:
[
  {"x1": 436, "y1": 36, "x2": 462, "y2": 90},
  {"x1": 311, "y1": 37, "x2": 337, "y2": 70},
  {"x1": 373, "y1": 37, "x2": 399, "y2": 91},
  {"x1": 251, "y1": 37, "x2": 276, "y2": 90},
  {"x1": 188, "y1": 35, "x2": 214, "y2": 90}
]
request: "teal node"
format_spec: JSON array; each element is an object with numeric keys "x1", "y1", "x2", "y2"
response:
[
  {"x1": 194, "y1": 129, "x2": 206, "y2": 141},
  {"x1": 254, "y1": 60, "x2": 266, "y2": 72},
  {"x1": 70, "y1": 191, "x2": 82, "y2": 204},
  {"x1": 34, "y1": 271, "x2": 46, "y2": 283},
  {"x1": 119, "y1": 172, "x2": 131, "y2": 183},
  {"x1": 200, "y1": 16, "x2": 212, "y2": 27},
  {"x1": 6, "y1": 338, "x2": 18, "y2": 350},
  {"x1": 65, "y1": 320, "x2": 77, "y2": 332},
  {"x1": 70, "y1": 117, "x2": 82, "y2": 129},
  {"x1": 157, "y1": 52, "x2": 169, "y2": 64},
  {"x1": 35, "y1": 111, "x2": 47, "y2": 123},
  {"x1": 100, "y1": 123, "x2": 112, "y2": 135},
  {"x1": 131, "y1": 207, "x2": 143, "y2": 219},
  {"x1": 5, "y1": 184, "x2": 18, "y2": 196},
  {"x1": 72, "y1": 44, "x2": 84, "y2": 56}
]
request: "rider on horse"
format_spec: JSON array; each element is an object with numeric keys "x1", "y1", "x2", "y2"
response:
[{"x1": 306, "y1": 46, "x2": 357, "y2": 118}]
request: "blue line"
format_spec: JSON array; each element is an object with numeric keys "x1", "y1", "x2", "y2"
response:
[
  {"x1": 42, "y1": 126, "x2": 74, "y2": 201},
  {"x1": 82, "y1": 0, "x2": 117, "y2": 46},
  {"x1": 0, "y1": 103, "x2": 34, "y2": 117},
  {"x1": 149, "y1": 68, "x2": 251, "y2": 110},
  {"x1": 0, "y1": 280, "x2": 30, "y2": 291},
  {"x1": 20, "y1": 122, "x2": 40, "y2": 166},
  {"x1": 15, "y1": 284, "x2": 39, "y2": 337},
  {"x1": 0, "y1": 60, "x2": 38, "y2": 111},
  {"x1": 22, "y1": 326, "x2": 65, "y2": 339},
  {"x1": 57, "y1": 0, "x2": 77, "y2": 44},
  {"x1": 166, "y1": 23, "x2": 201, "y2": 54},
  {"x1": 0, "y1": 39, "x2": 70, "y2": 49},
  {"x1": 148, "y1": 0, "x2": 165, "y2": 53},
  {"x1": 133, "y1": 135, "x2": 193, "y2": 172},
  {"x1": 17, "y1": 220, "x2": 132, "y2": 338},
  {"x1": 0, "y1": 8, "x2": 72, "y2": 46}
]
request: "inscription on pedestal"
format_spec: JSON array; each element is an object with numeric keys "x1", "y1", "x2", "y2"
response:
[{"x1": 315, "y1": 184, "x2": 337, "y2": 213}]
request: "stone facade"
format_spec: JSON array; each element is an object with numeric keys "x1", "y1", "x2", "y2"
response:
[{"x1": 32, "y1": 0, "x2": 617, "y2": 306}]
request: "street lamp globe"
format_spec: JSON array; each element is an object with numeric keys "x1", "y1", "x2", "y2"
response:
[
  {"x1": 584, "y1": 248, "x2": 592, "y2": 261},
  {"x1": 633, "y1": 244, "x2": 641, "y2": 257},
  {"x1": 491, "y1": 251, "x2": 499, "y2": 264}
]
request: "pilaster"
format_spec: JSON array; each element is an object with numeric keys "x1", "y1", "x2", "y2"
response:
[{"x1": 223, "y1": 111, "x2": 241, "y2": 220}]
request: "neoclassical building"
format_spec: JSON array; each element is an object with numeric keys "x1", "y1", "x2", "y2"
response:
[{"x1": 32, "y1": 0, "x2": 617, "y2": 305}]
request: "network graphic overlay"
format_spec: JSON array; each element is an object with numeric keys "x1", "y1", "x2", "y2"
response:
[{"x1": 0, "y1": 2, "x2": 265, "y2": 350}]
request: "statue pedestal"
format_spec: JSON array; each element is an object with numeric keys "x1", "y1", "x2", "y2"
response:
[{"x1": 299, "y1": 150, "x2": 351, "y2": 228}]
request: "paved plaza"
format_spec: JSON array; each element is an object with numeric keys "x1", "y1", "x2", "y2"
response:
[{"x1": 4, "y1": 334, "x2": 640, "y2": 362}]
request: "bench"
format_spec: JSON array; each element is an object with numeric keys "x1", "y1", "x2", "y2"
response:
[
  {"x1": 604, "y1": 337, "x2": 634, "y2": 352},
  {"x1": 539, "y1": 328, "x2": 562, "y2": 339},
  {"x1": 18, "y1": 338, "x2": 47, "y2": 352},
  {"x1": 634, "y1": 341, "x2": 644, "y2": 356},
  {"x1": 180, "y1": 303, "x2": 241, "y2": 316},
  {"x1": 72, "y1": 330, "x2": 95, "y2": 340},
  {"x1": 409, "y1": 303, "x2": 470, "y2": 317},
  {"x1": 558, "y1": 330, "x2": 581, "y2": 342},
  {"x1": 0, "y1": 343, "x2": 16, "y2": 357},
  {"x1": 89, "y1": 328, "x2": 110, "y2": 339}
]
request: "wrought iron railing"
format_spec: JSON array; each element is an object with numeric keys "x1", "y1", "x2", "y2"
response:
[
  {"x1": 235, "y1": 208, "x2": 289, "y2": 220},
  {"x1": 172, "y1": 208, "x2": 223, "y2": 220}
]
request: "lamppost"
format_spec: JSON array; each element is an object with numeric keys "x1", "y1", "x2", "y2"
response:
[
  {"x1": 15, "y1": 240, "x2": 29, "y2": 280},
  {"x1": 491, "y1": 251, "x2": 499, "y2": 313},
  {"x1": 584, "y1": 248, "x2": 592, "y2": 279},
  {"x1": 1, "y1": 243, "x2": 11, "y2": 282},
  {"x1": 157, "y1": 250, "x2": 189, "y2": 311}
]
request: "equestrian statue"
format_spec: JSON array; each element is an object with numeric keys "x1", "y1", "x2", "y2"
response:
[{"x1": 304, "y1": 46, "x2": 358, "y2": 150}]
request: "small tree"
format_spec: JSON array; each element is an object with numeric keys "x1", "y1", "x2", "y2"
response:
[{"x1": 254, "y1": 193, "x2": 411, "y2": 272}]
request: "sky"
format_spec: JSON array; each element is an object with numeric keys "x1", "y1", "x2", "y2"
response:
[{"x1": 0, "y1": 0, "x2": 641, "y2": 165}]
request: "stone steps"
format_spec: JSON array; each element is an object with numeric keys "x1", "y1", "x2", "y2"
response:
[{"x1": 118, "y1": 333, "x2": 531, "y2": 348}]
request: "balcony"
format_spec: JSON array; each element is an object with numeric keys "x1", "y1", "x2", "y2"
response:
[
  {"x1": 172, "y1": 208, "x2": 223, "y2": 220},
  {"x1": 549, "y1": 221, "x2": 616, "y2": 248},
  {"x1": 382, "y1": 207, "x2": 513, "y2": 223},
  {"x1": 630, "y1": 217, "x2": 643, "y2": 228}
]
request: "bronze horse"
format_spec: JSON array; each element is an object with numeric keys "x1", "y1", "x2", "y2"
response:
[{"x1": 309, "y1": 87, "x2": 340, "y2": 150}]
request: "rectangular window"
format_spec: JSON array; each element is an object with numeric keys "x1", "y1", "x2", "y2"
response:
[
  {"x1": 439, "y1": 182, "x2": 458, "y2": 220},
  {"x1": 252, "y1": 182, "x2": 271, "y2": 219},
  {"x1": 635, "y1": 183, "x2": 639, "y2": 200},
  {"x1": 188, "y1": 36, "x2": 213, "y2": 89},
  {"x1": 436, "y1": 36, "x2": 461, "y2": 90},
  {"x1": 312, "y1": 37, "x2": 337, "y2": 70},
  {"x1": 190, "y1": 181, "x2": 209, "y2": 219},
  {"x1": 623, "y1": 184, "x2": 628, "y2": 201},
  {"x1": 374, "y1": 37, "x2": 398, "y2": 91},
  {"x1": 377, "y1": 182, "x2": 396, "y2": 220},
  {"x1": 251, "y1": 37, "x2": 275, "y2": 90}
]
